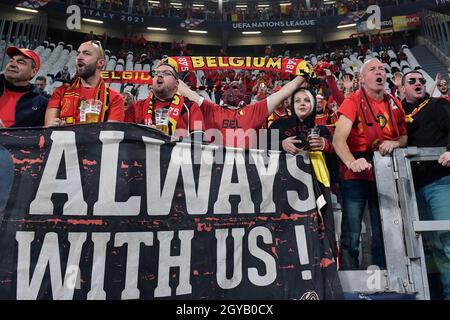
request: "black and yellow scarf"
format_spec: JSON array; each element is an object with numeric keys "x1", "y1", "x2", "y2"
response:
[{"x1": 60, "y1": 77, "x2": 110, "y2": 124}]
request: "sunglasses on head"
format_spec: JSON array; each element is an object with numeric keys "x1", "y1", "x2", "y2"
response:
[
  {"x1": 90, "y1": 40, "x2": 105, "y2": 59},
  {"x1": 407, "y1": 77, "x2": 426, "y2": 85}
]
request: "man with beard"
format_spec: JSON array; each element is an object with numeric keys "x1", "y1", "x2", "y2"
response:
[
  {"x1": 401, "y1": 70, "x2": 450, "y2": 299},
  {"x1": 178, "y1": 75, "x2": 307, "y2": 149},
  {"x1": 45, "y1": 41, "x2": 124, "y2": 126},
  {"x1": 125, "y1": 63, "x2": 204, "y2": 141},
  {"x1": 333, "y1": 58, "x2": 408, "y2": 270},
  {"x1": 0, "y1": 46, "x2": 47, "y2": 128}
]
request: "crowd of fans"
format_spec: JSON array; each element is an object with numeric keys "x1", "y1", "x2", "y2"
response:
[
  {"x1": 1, "y1": 27, "x2": 450, "y2": 298},
  {"x1": 61, "y1": 0, "x2": 406, "y2": 21}
]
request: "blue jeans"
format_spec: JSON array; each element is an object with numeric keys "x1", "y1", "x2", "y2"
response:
[
  {"x1": 417, "y1": 174, "x2": 450, "y2": 300},
  {"x1": 340, "y1": 179, "x2": 385, "y2": 270}
]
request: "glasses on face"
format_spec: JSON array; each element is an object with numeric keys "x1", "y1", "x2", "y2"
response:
[
  {"x1": 153, "y1": 70, "x2": 176, "y2": 78},
  {"x1": 407, "y1": 77, "x2": 426, "y2": 85}
]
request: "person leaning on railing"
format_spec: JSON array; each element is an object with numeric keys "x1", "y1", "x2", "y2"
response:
[
  {"x1": 333, "y1": 58, "x2": 408, "y2": 271},
  {"x1": 401, "y1": 70, "x2": 450, "y2": 300}
]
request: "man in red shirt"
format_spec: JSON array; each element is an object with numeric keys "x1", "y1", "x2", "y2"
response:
[
  {"x1": 125, "y1": 63, "x2": 204, "y2": 141},
  {"x1": 0, "y1": 46, "x2": 47, "y2": 128},
  {"x1": 45, "y1": 41, "x2": 124, "y2": 126},
  {"x1": 333, "y1": 58, "x2": 408, "y2": 270},
  {"x1": 178, "y1": 75, "x2": 307, "y2": 149},
  {"x1": 265, "y1": 85, "x2": 291, "y2": 128}
]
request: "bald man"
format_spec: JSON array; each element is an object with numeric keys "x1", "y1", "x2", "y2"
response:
[
  {"x1": 45, "y1": 41, "x2": 124, "y2": 126},
  {"x1": 333, "y1": 58, "x2": 408, "y2": 270}
]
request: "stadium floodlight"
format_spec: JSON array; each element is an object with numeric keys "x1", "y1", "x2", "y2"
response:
[
  {"x1": 15, "y1": 7, "x2": 38, "y2": 13},
  {"x1": 192, "y1": 3, "x2": 204, "y2": 7},
  {"x1": 282, "y1": 29, "x2": 302, "y2": 33},
  {"x1": 170, "y1": 2, "x2": 183, "y2": 6},
  {"x1": 242, "y1": 31, "x2": 262, "y2": 35},
  {"x1": 189, "y1": 30, "x2": 208, "y2": 34},
  {"x1": 337, "y1": 23, "x2": 356, "y2": 29},
  {"x1": 82, "y1": 18, "x2": 104, "y2": 24},
  {"x1": 148, "y1": 0, "x2": 160, "y2": 4},
  {"x1": 280, "y1": 2, "x2": 292, "y2": 6},
  {"x1": 147, "y1": 27, "x2": 167, "y2": 31},
  {"x1": 257, "y1": 4, "x2": 270, "y2": 7},
  {"x1": 236, "y1": 4, "x2": 248, "y2": 8}
]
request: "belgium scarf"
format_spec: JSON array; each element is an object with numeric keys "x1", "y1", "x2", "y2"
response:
[
  {"x1": 143, "y1": 92, "x2": 184, "y2": 136},
  {"x1": 357, "y1": 87, "x2": 402, "y2": 152},
  {"x1": 59, "y1": 77, "x2": 110, "y2": 124}
]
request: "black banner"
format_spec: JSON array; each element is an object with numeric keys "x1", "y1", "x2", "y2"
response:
[{"x1": 0, "y1": 123, "x2": 342, "y2": 300}]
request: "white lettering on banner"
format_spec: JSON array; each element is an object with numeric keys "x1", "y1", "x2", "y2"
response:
[
  {"x1": 286, "y1": 155, "x2": 316, "y2": 212},
  {"x1": 216, "y1": 228, "x2": 245, "y2": 289},
  {"x1": 31, "y1": 130, "x2": 315, "y2": 216},
  {"x1": 143, "y1": 137, "x2": 213, "y2": 216},
  {"x1": 86, "y1": 233, "x2": 110, "y2": 300},
  {"x1": 294, "y1": 226, "x2": 312, "y2": 280},
  {"x1": 14, "y1": 228, "x2": 310, "y2": 299},
  {"x1": 114, "y1": 232, "x2": 154, "y2": 300},
  {"x1": 173, "y1": 143, "x2": 215, "y2": 215},
  {"x1": 247, "y1": 227, "x2": 277, "y2": 286},
  {"x1": 249, "y1": 150, "x2": 279, "y2": 213},
  {"x1": 94, "y1": 131, "x2": 141, "y2": 216},
  {"x1": 213, "y1": 148, "x2": 255, "y2": 214},
  {"x1": 154, "y1": 230, "x2": 194, "y2": 298},
  {"x1": 143, "y1": 136, "x2": 175, "y2": 216},
  {"x1": 285, "y1": 59, "x2": 297, "y2": 74},
  {"x1": 16, "y1": 231, "x2": 86, "y2": 300},
  {"x1": 29, "y1": 131, "x2": 88, "y2": 215}
]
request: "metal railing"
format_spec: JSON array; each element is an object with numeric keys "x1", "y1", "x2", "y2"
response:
[{"x1": 339, "y1": 147, "x2": 449, "y2": 300}]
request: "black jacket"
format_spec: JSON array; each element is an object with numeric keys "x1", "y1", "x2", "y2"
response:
[
  {"x1": 403, "y1": 96, "x2": 450, "y2": 188},
  {"x1": 0, "y1": 74, "x2": 48, "y2": 128}
]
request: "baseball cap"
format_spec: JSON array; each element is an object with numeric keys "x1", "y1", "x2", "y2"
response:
[{"x1": 6, "y1": 46, "x2": 41, "y2": 72}]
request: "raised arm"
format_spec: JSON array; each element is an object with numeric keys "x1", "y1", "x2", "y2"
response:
[
  {"x1": 266, "y1": 76, "x2": 305, "y2": 114},
  {"x1": 177, "y1": 79, "x2": 203, "y2": 104}
]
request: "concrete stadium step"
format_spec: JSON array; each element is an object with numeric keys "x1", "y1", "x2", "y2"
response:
[{"x1": 410, "y1": 45, "x2": 450, "y2": 81}]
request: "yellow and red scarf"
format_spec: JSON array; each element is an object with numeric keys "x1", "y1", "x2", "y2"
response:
[
  {"x1": 60, "y1": 77, "x2": 110, "y2": 124},
  {"x1": 405, "y1": 98, "x2": 430, "y2": 123},
  {"x1": 143, "y1": 92, "x2": 184, "y2": 136}
]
